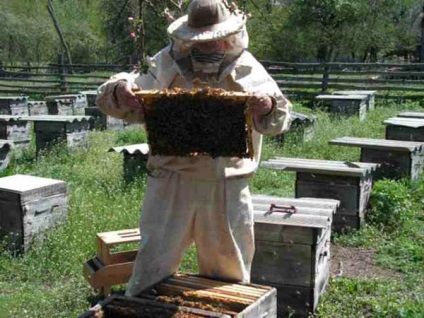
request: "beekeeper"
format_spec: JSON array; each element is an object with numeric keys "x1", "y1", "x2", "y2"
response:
[{"x1": 96, "y1": 0, "x2": 292, "y2": 297}]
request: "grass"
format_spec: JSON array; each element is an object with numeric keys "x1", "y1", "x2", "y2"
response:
[{"x1": 0, "y1": 101, "x2": 423, "y2": 317}]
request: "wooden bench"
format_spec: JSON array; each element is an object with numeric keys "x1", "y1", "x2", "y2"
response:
[
  {"x1": 108, "y1": 143, "x2": 149, "y2": 182},
  {"x1": 25, "y1": 115, "x2": 92, "y2": 154},
  {"x1": 332, "y1": 90, "x2": 376, "y2": 111},
  {"x1": 384, "y1": 117, "x2": 424, "y2": 142},
  {"x1": 0, "y1": 96, "x2": 29, "y2": 116},
  {"x1": 261, "y1": 157, "x2": 379, "y2": 231},
  {"x1": 251, "y1": 195, "x2": 339, "y2": 316},
  {"x1": 315, "y1": 94, "x2": 368, "y2": 121},
  {"x1": 329, "y1": 137, "x2": 424, "y2": 181},
  {"x1": 0, "y1": 139, "x2": 13, "y2": 171}
]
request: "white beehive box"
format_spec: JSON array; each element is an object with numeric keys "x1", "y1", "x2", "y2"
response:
[{"x1": 0, "y1": 174, "x2": 68, "y2": 252}]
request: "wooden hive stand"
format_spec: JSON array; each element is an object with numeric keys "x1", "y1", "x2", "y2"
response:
[
  {"x1": 261, "y1": 157, "x2": 379, "y2": 231},
  {"x1": 329, "y1": 137, "x2": 424, "y2": 181},
  {"x1": 83, "y1": 228, "x2": 141, "y2": 297}
]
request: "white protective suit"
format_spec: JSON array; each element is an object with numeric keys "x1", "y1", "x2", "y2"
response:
[{"x1": 96, "y1": 34, "x2": 292, "y2": 296}]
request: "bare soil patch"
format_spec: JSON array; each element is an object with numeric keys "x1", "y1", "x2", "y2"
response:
[{"x1": 330, "y1": 245, "x2": 403, "y2": 280}]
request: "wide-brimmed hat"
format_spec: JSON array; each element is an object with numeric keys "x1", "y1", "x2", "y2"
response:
[{"x1": 167, "y1": 0, "x2": 247, "y2": 42}]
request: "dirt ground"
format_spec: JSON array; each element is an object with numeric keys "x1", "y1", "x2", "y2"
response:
[{"x1": 330, "y1": 245, "x2": 403, "y2": 280}]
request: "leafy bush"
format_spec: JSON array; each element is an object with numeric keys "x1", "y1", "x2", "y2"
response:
[{"x1": 367, "y1": 180, "x2": 414, "y2": 233}]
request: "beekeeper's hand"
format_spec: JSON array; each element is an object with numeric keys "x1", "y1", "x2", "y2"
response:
[{"x1": 248, "y1": 93, "x2": 275, "y2": 117}]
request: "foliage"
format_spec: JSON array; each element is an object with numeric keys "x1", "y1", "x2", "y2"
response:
[
  {"x1": 367, "y1": 179, "x2": 415, "y2": 233},
  {"x1": 247, "y1": 0, "x2": 423, "y2": 62}
]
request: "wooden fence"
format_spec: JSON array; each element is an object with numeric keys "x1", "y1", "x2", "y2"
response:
[
  {"x1": 262, "y1": 61, "x2": 424, "y2": 101},
  {"x1": 0, "y1": 63, "x2": 132, "y2": 96},
  {"x1": 2, "y1": 61, "x2": 424, "y2": 101}
]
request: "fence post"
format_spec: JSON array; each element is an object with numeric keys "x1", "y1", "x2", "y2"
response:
[
  {"x1": 321, "y1": 64, "x2": 330, "y2": 93},
  {"x1": 57, "y1": 53, "x2": 68, "y2": 93}
]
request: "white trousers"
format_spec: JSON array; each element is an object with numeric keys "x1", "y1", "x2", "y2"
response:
[{"x1": 125, "y1": 172, "x2": 255, "y2": 297}]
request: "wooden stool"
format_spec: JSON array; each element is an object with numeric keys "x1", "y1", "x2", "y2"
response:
[
  {"x1": 84, "y1": 228, "x2": 140, "y2": 297},
  {"x1": 261, "y1": 157, "x2": 379, "y2": 231},
  {"x1": 330, "y1": 137, "x2": 424, "y2": 181}
]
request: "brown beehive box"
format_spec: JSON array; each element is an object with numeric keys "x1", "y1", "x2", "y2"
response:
[
  {"x1": 135, "y1": 88, "x2": 253, "y2": 158},
  {"x1": 80, "y1": 273, "x2": 276, "y2": 318}
]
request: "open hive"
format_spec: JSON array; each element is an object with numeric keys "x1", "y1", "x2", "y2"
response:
[
  {"x1": 81, "y1": 273, "x2": 276, "y2": 318},
  {"x1": 135, "y1": 88, "x2": 253, "y2": 158}
]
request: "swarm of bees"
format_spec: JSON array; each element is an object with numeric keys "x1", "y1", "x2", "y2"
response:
[{"x1": 135, "y1": 87, "x2": 254, "y2": 159}]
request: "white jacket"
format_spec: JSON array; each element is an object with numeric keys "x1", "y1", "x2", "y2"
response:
[{"x1": 97, "y1": 46, "x2": 292, "y2": 180}]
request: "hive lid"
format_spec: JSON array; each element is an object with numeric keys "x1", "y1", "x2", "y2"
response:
[
  {"x1": 330, "y1": 136, "x2": 424, "y2": 152},
  {"x1": 398, "y1": 111, "x2": 424, "y2": 119},
  {"x1": 0, "y1": 96, "x2": 28, "y2": 101},
  {"x1": 333, "y1": 90, "x2": 377, "y2": 95},
  {"x1": 108, "y1": 143, "x2": 149, "y2": 155},
  {"x1": 0, "y1": 139, "x2": 14, "y2": 148},
  {"x1": 384, "y1": 117, "x2": 424, "y2": 128},
  {"x1": 261, "y1": 157, "x2": 379, "y2": 177},
  {"x1": 0, "y1": 174, "x2": 65, "y2": 194},
  {"x1": 24, "y1": 115, "x2": 92, "y2": 123},
  {"x1": 315, "y1": 94, "x2": 368, "y2": 100},
  {"x1": 0, "y1": 115, "x2": 22, "y2": 122}
]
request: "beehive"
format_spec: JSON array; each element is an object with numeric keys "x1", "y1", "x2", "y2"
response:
[
  {"x1": 135, "y1": 89, "x2": 253, "y2": 158},
  {"x1": 384, "y1": 117, "x2": 424, "y2": 142},
  {"x1": 0, "y1": 96, "x2": 29, "y2": 115},
  {"x1": 29, "y1": 115, "x2": 91, "y2": 154},
  {"x1": 79, "y1": 90, "x2": 98, "y2": 107},
  {"x1": 84, "y1": 107, "x2": 125, "y2": 130},
  {"x1": 261, "y1": 158, "x2": 379, "y2": 231},
  {"x1": 330, "y1": 137, "x2": 424, "y2": 181},
  {"x1": 250, "y1": 195, "x2": 338, "y2": 317},
  {"x1": 0, "y1": 140, "x2": 13, "y2": 171},
  {"x1": 315, "y1": 94, "x2": 367, "y2": 121},
  {"x1": 0, "y1": 115, "x2": 31, "y2": 147},
  {"x1": 28, "y1": 101, "x2": 48, "y2": 116},
  {"x1": 333, "y1": 90, "x2": 376, "y2": 111},
  {"x1": 80, "y1": 273, "x2": 277, "y2": 318},
  {"x1": 45, "y1": 94, "x2": 87, "y2": 115},
  {"x1": 108, "y1": 143, "x2": 149, "y2": 182},
  {"x1": 0, "y1": 174, "x2": 67, "y2": 253},
  {"x1": 276, "y1": 111, "x2": 316, "y2": 144}
]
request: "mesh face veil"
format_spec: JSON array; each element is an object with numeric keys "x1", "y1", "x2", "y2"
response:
[{"x1": 169, "y1": 27, "x2": 249, "y2": 80}]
